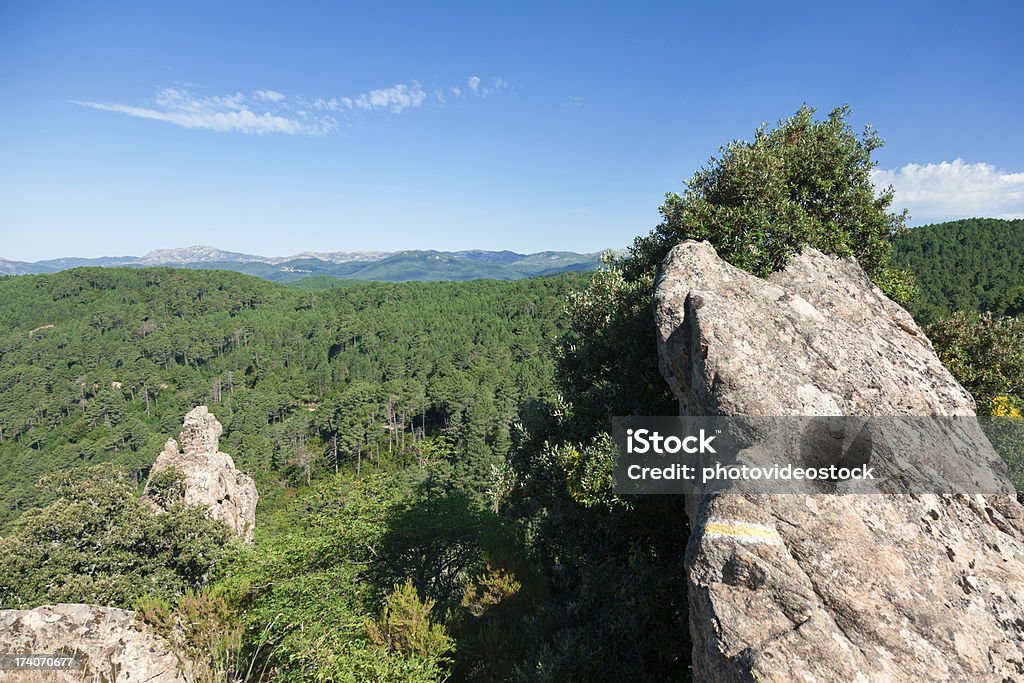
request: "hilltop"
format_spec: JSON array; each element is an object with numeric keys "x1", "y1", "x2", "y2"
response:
[{"x1": 892, "y1": 217, "x2": 1024, "y2": 321}]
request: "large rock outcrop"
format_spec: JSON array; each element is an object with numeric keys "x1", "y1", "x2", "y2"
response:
[
  {"x1": 145, "y1": 406, "x2": 257, "y2": 543},
  {"x1": 653, "y1": 241, "x2": 1024, "y2": 682},
  {"x1": 0, "y1": 604, "x2": 184, "y2": 682}
]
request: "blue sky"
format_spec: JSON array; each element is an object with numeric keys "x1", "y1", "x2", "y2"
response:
[{"x1": 1, "y1": 0, "x2": 1022, "y2": 261}]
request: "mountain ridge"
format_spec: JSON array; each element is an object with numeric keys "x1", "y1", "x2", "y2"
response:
[{"x1": 0, "y1": 246, "x2": 603, "y2": 282}]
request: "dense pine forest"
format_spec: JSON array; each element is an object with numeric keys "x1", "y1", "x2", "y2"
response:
[
  {"x1": 0, "y1": 262, "x2": 695, "y2": 681},
  {"x1": 0, "y1": 268, "x2": 580, "y2": 529},
  {"x1": 892, "y1": 217, "x2": 1024, "y2": 322}
]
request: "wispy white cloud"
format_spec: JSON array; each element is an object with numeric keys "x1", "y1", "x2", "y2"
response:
[
  {"x1": 345, "y1": 82, "x2": 427, "y2": 113},
  {"x1": 253, "y1": 89, "x2": 285, "y2": 103},
  {"x1": 310, "y1": 82, "x2": 428, "y2": 114},
  {"x1": 872, "y1": 159, "x2": 1024, "y2": 222},
  {"x1": 73, "y1": 75, "x2": 510, "y2": 135},
  {"x1": 463, "y1": 76, "x2": 508, "y2": 98},
  {"x1": 73, "y1": 87, "x2": 333, "y2": 135}
]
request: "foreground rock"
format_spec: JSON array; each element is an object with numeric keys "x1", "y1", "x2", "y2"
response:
[
  {"x1": 654, "y1": 241, "x2": 1024, "y2": 682},
  {"x1": 0, "y1": 604, "x2": 184, "y2": 682},
  {"x1": 145, "y1": 406, "x2": 257, "y2": 543}
]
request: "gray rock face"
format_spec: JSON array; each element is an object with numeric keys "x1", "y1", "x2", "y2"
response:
[
  {"x1": 0, "y1": 604, "x2": 184, "y2": 682},
  {"x1": 145, "y1": 406, "x2": 257, "y2": 543},
  {"x1": 653, "y1": 241, "x2": 1024, "y2": 682}
]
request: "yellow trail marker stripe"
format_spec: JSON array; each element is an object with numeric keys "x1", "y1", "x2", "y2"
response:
[{"x1": 704, "y1": 520, "x2": 783, "y2": 545}]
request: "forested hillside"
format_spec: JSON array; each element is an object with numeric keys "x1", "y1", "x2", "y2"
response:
[
  {"x1": 3, "y1": 108, "x2": 1022, "y2": 682},
  {"x1": 0, "y1": 263, "x2": 693, "y2": 680},
  {"x1": 892, "y1": 218, "x2": 1024, "y2": 321},
  {"x1": 0, "y1": 267, "x2": 582, "y2": 530}
]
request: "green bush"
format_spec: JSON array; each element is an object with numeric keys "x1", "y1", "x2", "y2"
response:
[
  {"x1": 365, "y1": 580, "x2": 454, "y2": 668},
  {"x1": 0, "y1": 464, "x2": 232, "y2": 609},
  {"x1": 212, "y1": 469, "x2": 512, "y2": 681},
  {"x1": 926, "y1": 312, "x2": 1024, "y2": 413},
  {"x1": 639, "y1": 105, "x2": 910, "y2": 286},
  {"x1": 136, "y1": 588, "x2": 251, "y2": 683},
  {"x1": 560, "y1": 104, "x2": 912, "y2": 432},
  {"x1": 144, "y1": 466, "x2": 187, "y2": 507},
  {"x1": 926, "y1": 312, "x2": 1024, "y2": 497}
]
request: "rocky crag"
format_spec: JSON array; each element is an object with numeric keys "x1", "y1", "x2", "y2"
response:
[
  {"x1": 144, "y1": 406, "x2": 258, "y2": 543},
  {"x1": 654, "y1": 241, "x2": 1024, "y2": 681},
  {"x1": 0, "y1": 604, "x2": 185, "y2": 682},
  {"x1": 0, "y1": 409, "x2": 255, "y2": 682}
]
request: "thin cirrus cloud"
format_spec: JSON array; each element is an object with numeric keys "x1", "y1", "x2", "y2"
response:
[
  {"x1": 71, "y1": 76, "x2": 508, "y2": 136},
  {"x1": 872, "y1": 159, "x2": 1024, "y2": 223},
  {"x1": 72, "y1": 87, "x2": 334, "y2": 135}
]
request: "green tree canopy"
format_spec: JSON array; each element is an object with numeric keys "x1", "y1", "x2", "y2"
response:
[
  {"x1": 632, "y1": 104, "x2": 909, "y2": 284},
  {"x1": 560, "y1": 104, "x2": 912, "y2": 429},
  {"x1": 0, "y1": 465, "x2": 232, "y2": 609},
  {"x1": 892, "y1": 218, "x2": 1024, "y2": 322}
]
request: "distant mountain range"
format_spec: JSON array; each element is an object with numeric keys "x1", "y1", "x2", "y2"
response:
[{"x1": 0, "y1": 246, "x2": 603, "y2": 283}]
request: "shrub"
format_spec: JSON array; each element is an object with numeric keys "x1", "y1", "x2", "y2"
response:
[
  {"x1": 0, "y1": 465, "x2": 231, "y2": 609},
  {"x1": 926, "y1": 312, "x2": 1024, "y2": 414},
  {"x1": 560, "y1": 104, "x2": 912, "y2": 432}
]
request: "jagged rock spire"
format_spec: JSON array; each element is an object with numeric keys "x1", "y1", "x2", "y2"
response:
[{"x1": 145, "y1": 406, "x2": 257, "y2": 543}]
